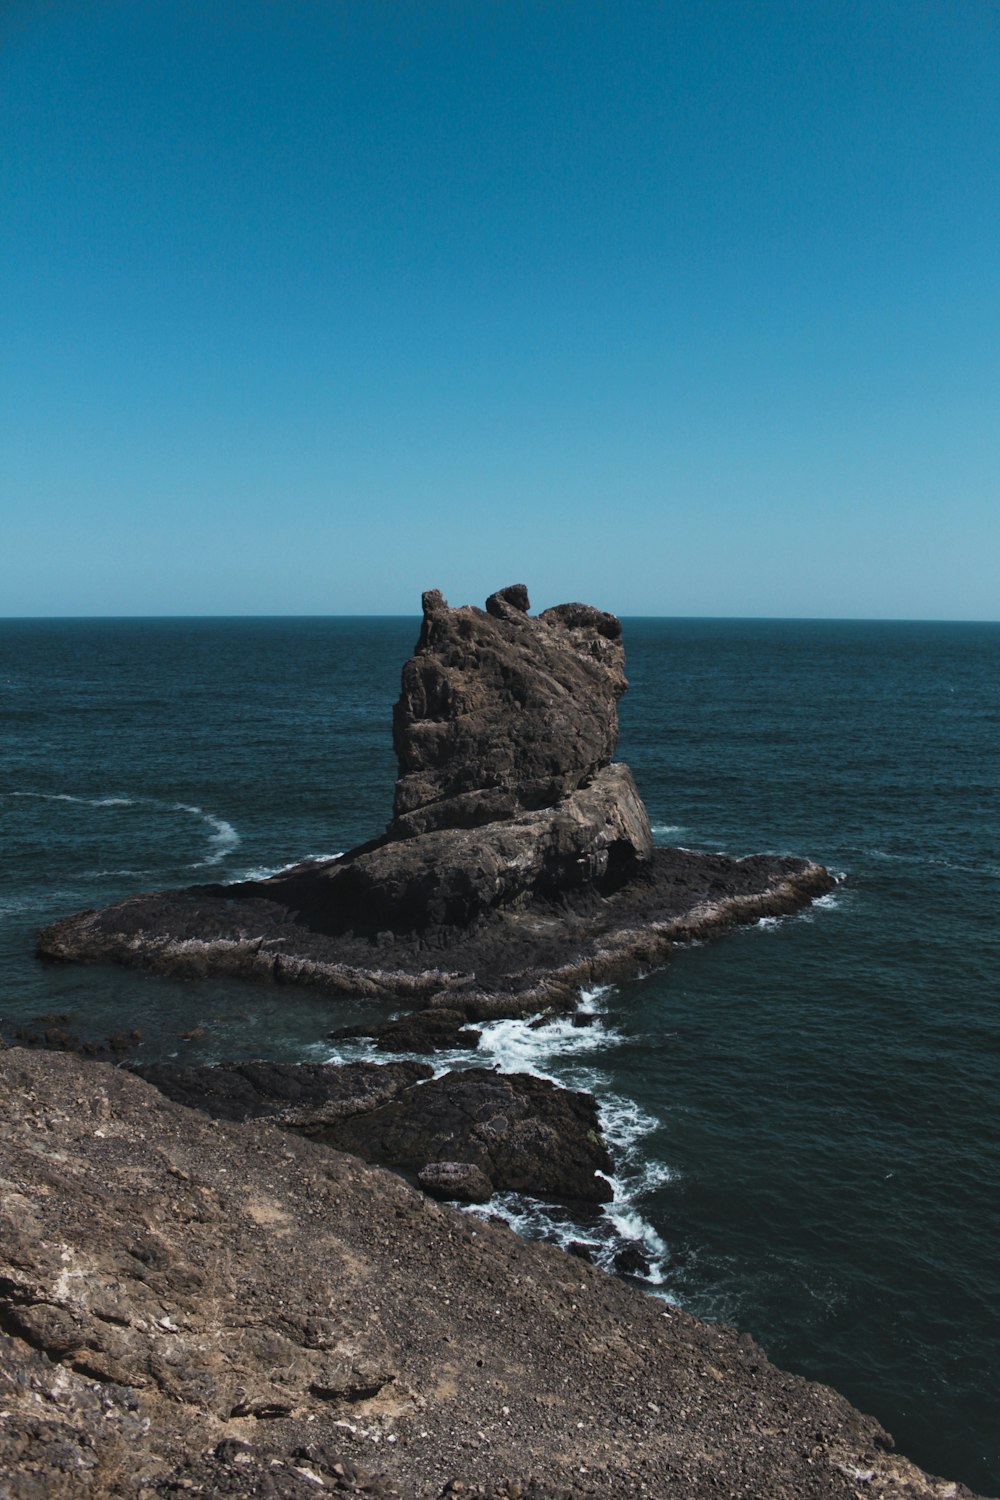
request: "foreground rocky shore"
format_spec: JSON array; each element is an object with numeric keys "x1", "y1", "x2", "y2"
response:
[{"x1": 0, "y1": 1045, "x2": 984, "y2": 1500}]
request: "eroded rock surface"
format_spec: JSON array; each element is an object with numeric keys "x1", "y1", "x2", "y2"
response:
[
  {"x1": 391, "y1": 586, "x2": 634, "y2": 834},
  {"x1": 0, "y1": 1047, "x2": 983, "y2": 1499},
  {"x1": 132, "y1": 1060, "x2": 613, "y2": 1205},
  {"x1": 254, "y1": 586, "x2": 654, "y2": 935}
]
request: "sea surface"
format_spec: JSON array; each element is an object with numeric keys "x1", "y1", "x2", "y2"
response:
[{"x1": 1, "y1": 615, "x2": 998, "y2": 1493}]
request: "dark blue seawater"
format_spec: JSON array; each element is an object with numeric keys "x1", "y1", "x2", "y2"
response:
[{"x1": 1, "y1": 617, "x2": 997, "y2": 1494}]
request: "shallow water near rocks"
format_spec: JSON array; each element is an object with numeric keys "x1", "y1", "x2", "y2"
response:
[{"x1": 1, "y1": 615, "x2": 998, "y2": 1493}]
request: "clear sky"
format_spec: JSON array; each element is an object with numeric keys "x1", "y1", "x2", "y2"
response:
[{"x1": 2, "y1": 1, "x2": 998, "y2": 618}]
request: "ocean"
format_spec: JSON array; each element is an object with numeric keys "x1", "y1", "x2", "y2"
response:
[{"x1": 1, "y1": 615, "x2": 997, "y2": 1493}]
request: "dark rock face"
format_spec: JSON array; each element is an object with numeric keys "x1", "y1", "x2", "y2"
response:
[
  {"x1": 262, "y1": 585, "x2": 653, "y2": 936},
  {"x1": 417, "y1": 1161, "x2": 494, "y2": 1204},
  {"x1": 132, "y1": 1059, "x2": 613, "y2": 1206},
  {"x1": 317, "y1": 1067, "x2": 614, "y2": 1205},
  {"x1": 132, "y1": 1058, "x2": 433, "y2": 1127},
  {"x1": 330, "y1": 1010, "x2": 482, "y2": 1053},
  {"x1": 391, "y1": 585, "x2": 631, "y2": 834}
]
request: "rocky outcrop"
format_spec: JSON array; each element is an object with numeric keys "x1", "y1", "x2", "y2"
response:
[
  {"x1": 330, "y1": 1010, "x2": 482, "y2": 1053},
  {"x1": 310, "y1": 1067, "x2": 614, "y2": 1205},
  {"x1": 0, "y1": 1046, "x2": 984, "y2": 1499},
  {"x1": 391, "y1": 586, "x2": 633, "y2": 832},
  {"x1": 249, "y1": 586, "x2": 653, "y2": 936},
  {"x1": 132, "y1": 1058, "x2": 433, "y2": 1126},
  {"x1": 37, "y1": 586, "x2": 835, "y2": 1013},
  {"x1": 132, "y1": 1059, "x2": 613, "y2": 1205}
]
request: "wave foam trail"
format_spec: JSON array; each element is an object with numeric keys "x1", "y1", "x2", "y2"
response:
[
  {"x1": 234, "y1": 852, "x2": 343, "y2": 882},
  {"x1": 174, "y1": 804, "x2": 241, "y2": 866},
  {"x1": 11, "y1": 791, "x2": 134, "y2": 807}
]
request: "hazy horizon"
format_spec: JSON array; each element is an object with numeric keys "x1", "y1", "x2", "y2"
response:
[{"x1": 3, "y1": 610, "x2": 998, "y2": 624}]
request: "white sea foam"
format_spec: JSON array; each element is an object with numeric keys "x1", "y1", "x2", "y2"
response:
[
  {"x1": 651, "y1": 822, "x2": 685, "y2": 839},
  {"x1": 318, "y1": 1036, "x2": 381, "y2": 1067},
  {"x1": 11, "y1": 791, "x2": 133, "y2": 807},
  {"x1": 597, "y1": 1089, "x2": 661, "y2": 1156},
  {"x1": 753, "y1": 881, "x2": 846, "y2": 932},
  {"x1": 318, "y1": 980, "x2": 674, "y2": 1286},
  {"x1": 173, "y1": 804, "x2": 241, "y2": 866},
  {"x1": 474, "y1": 1009, "x2": 624, "y2": 1082},
  {"x1": 465, "y1": 1179, "x2": 670, "y2": 1285},
  {"x1": 577, "y1": 983, "x2": 614, "y2": 1013},
  {"x1": 234, "y1": 852, "x2": 343, "y2": 882}
]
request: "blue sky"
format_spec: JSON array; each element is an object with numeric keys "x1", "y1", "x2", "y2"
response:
[{"x1": 3, "y1": 1, "x2": 998, "y2": 617}]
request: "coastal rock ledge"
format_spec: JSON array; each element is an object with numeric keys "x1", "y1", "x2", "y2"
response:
[
  {"x1": 0, "y1": 1046, "x2": 985, "y2": 1499},
  {"x1": 38, "y1": 586, "x2": 834, "y2": 1017}
]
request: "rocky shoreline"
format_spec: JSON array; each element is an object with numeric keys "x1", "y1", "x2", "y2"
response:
[
  {"x1": 10, "y1": 587, "x2": 956, "y2": 1496},
  {"x1": 37, "y1": 846, "x2": 834, "y2": 1018},
  {"x1": 0, "y1": 1044, "x2": 985, "y2": 1499}
]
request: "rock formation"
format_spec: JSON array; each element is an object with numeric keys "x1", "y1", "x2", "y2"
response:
[
  {"x1": 253, "y1": 585, "x2": 653, "y2": 936},
  {"x1": 132, "y1": 1059, "x2": 614, "y2": 1205},
  {"x1": 38, "y1": 586, "x2": 835, "y2": 1015},
  {"x1": 0, "y1": 1046, "x2": 983, "y2": 1499}
]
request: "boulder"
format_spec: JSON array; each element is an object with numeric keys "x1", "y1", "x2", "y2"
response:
[
  {"x1": 417, "y1": 1161, "x2": 494, "y2": 1203},
  {"x1": 317, "y1": 1067, "x2": 614, "y2": 1205}
]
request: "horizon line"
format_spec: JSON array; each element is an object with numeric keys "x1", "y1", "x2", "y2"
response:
[{"x1": 2, "y1": 613, "x2": 998, "y2": 626}]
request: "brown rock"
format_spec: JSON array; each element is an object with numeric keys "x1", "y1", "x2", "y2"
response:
[
  {"x1": 391, "y1": 585, "x2": 631, "y2": 833},
  {"x1": 417, "y1": 1161, "x2": 494, "y2": 1203},
  {"x1": 0, "y1": 1047, "x2": 983, "y2": 1500},
  {"x1": 132, "y1": 1059, "x2": 613, "y2": 1207}
]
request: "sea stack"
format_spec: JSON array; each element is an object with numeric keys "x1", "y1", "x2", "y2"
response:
[
  {"x1": 282, "y1": 584, "x2": 654, "y2": 934},
  {"x1": 38, "y1": 586, "x2": 835, "y2": 1015}
]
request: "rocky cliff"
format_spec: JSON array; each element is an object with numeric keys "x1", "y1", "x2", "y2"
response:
[{"x1": 0, "y1": 1046, "x2": 983, "y2": 1500}]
